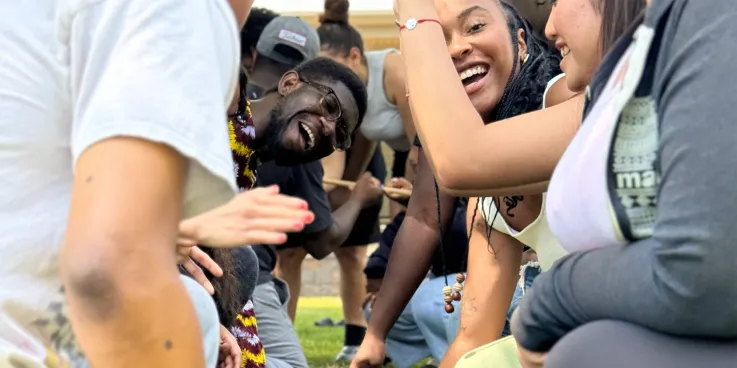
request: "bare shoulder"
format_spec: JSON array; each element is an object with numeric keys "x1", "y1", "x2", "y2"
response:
[
  {"x1": 383, "y1": 51, "x2": 406, "y2": 102},
  {"x1": 545, "y1": 75, "x2": 579, "y2": 108},
  {"x1": 384, "y1": 51, "x2": 403, "y2": 70}
]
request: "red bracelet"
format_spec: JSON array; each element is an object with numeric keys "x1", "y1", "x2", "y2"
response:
[{"x1": 395, "y1": 17, "x2": 441, "y2": 31}]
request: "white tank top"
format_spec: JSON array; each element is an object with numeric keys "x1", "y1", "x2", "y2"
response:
[
  {"x1": 479, "y1": 74, "x2": 568, "y2": 271},
  {"x1": 360, "y1": 49, "x2": 411, "y2": 151}
]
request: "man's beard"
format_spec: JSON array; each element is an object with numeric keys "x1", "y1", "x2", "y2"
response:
[
  {"x1": 261, "y1": 97, "x2": 334, "y2": 165},
  {"x1": 262, "y1": 107, "x2": 289, "y2": 163}
]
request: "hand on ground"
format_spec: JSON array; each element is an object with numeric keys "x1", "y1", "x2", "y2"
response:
[{"x1": 350, "y1": 333, "x2": 386, "y2": 368}]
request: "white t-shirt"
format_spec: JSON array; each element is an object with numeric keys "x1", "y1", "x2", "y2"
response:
[{"x1": 0, "y1": 0, "x2": 240, "y2": 365}]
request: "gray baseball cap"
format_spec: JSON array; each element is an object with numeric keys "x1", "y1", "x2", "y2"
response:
[{"x1": 256, "y1": 16, "x2": 320, "y2": 67}]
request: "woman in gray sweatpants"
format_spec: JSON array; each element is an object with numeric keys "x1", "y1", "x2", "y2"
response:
[{"x1": 512, "y1": 0, "x2": 737, "y2": 366}]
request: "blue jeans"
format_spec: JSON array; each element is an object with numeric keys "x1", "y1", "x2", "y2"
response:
[
  {"x1": 365, "y1": 264, "x2": 541, "y2": 368},
  {"x1": 502, "y1": 262, "x2": 541, "y2": 336},
  {"x1": 365, "y1": 276, "x2": 460, "y2": 368}
]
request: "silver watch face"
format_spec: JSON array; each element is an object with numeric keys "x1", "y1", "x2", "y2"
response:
[{"x1": 406, "y1": 17, "x2": 418, "y2": 30}]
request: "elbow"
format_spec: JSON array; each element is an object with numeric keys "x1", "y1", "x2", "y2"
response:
[
  {"x1": 303, "y1": 230, "x2": 337, "y2": 260},
  {"x1": 60, "y1": 242, "x2": 127, "y2": 321},
  {"x1": 433, "y1": 164, "x2": 472, "y2": 197},
  {"x1": 60, "y1": 236, "x2": 175, "y2": 321}
]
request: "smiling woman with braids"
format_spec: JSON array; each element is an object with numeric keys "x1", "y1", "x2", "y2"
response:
[
  {"x1": 351, "y1": 2, "x2": 571, "y2": 367},
  {"x1": 388, "y1": 0, "x2": 645, "y2": 366},
  {"x1": 396, "y1": 0, "x2": 644, "y2": 196}
]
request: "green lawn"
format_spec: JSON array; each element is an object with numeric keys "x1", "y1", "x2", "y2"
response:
[
  {"x1": 295, "y1": 297, "x2": 347, "y2": 367},
  {"x1": 295, "y1": 297, "x2": 433, "y2": 368}
]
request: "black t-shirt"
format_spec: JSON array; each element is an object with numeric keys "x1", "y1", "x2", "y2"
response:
[
  {"x1": 364, "y1": 200, "x2": 469, "y2": 279},
  {"x1": 252, "y1": 160, "x2": 333, "y2": 284}
]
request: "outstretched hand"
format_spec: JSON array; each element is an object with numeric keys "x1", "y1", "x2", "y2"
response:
[{"x1": 180, "y1": 185, "x2": 314, "y2": 248}]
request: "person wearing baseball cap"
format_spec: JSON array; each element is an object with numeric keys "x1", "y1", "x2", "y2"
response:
[{"x1": 246, "y1": 16, "x2": 320, "y2": 99}]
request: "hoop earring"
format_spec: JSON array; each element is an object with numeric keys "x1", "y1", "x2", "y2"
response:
[{"x1": 522, "y1": 53, "x2": 529, "y2": 65}]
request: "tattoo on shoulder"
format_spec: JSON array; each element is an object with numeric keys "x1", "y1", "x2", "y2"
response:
[{"x1": 502, "y1": 196, "x2": 524, "y2": 217}]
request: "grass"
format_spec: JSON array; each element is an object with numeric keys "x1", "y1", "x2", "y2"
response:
[
  {"x1": 295, "y1": 297, "x2": 434, "y2": 368},
  {"x1": 295, "y1": 297, "x2": 347, "y2": 368}
]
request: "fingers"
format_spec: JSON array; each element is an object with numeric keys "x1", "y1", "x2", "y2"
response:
[
  {"x1": 245, "y1": 205, "x2": 315, "y2": 224},
  {"x1": 237, "y1": 230, "x2": 290, "y2": 245},
  {"x1": 229, "y1": 342, "x2": 241, "y2": 368},
  {"x1": 241, "y1": 216, "x2": 313, "y2": 233},
  {"x1": 237, "y1": 187, "x2": 308, "y2": 210},
  {"x1": 388, "y1": 177, "x2": 411, "y2": 189},
  {"x1": 189, "y1": 246, "x2": 223, "y2": 277},
  {"x1": 182, "y1": 259, "x2": 215, "y2": 295}
]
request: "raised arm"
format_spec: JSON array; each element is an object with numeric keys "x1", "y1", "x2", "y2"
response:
[
  {"x1": 440, "y1": 200, "x2": 523, "y2": 367},
  {"x1": 395, "y1": 1, "x2": 581, "y2": 196},
  {"x1": 364, "y1": 147, "x2": 457, "y2": 343}
]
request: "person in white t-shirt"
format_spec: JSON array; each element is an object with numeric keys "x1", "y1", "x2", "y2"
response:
[{"x1": 0, "y1": 0, "x2": 319, "y2": 367}]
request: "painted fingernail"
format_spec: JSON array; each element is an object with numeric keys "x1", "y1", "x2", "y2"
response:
[{"x1": 304, "y1": 213, "x2": 315, "y2": 223}]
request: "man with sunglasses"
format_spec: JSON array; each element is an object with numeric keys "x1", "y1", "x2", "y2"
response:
[
  {"x1": 228, "y1": 15, "x2": 383, "y2": 368},
  {"x1": 217, "y1": 16, "x2": 379, "y2": 366}
]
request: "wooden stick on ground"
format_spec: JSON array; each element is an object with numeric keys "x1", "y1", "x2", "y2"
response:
[{"x1": 322, "y1": 178, "x2": 412, "y2": 197}]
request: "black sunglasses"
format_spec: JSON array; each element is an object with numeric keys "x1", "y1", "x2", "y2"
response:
[{"x1": 299, "y1": 77, "x2": 352, "y2": 151}]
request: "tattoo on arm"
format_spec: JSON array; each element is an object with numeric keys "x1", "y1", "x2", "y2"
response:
[{"x1": 459, "y1": 295, "x2": 478, "y2": 333}]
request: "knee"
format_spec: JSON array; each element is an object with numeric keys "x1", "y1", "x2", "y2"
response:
[
  {"x1": 545, "y1": 320, "x2": 638, "y2": 368},
  {"x1": 278, "y1": 248, "x2": 307, "y2": 270},
  {"x1": 335, "y1": 247, "x2": 366, "y2": 267}
]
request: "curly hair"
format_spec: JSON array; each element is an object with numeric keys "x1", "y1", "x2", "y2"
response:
[{"x1": 493, "y1": 1, "x2": 561, "y2": 122}]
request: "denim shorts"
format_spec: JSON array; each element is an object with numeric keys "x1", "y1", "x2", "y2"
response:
[{"x1": 502, "y1": 262, "x2": 541, "y2": 336}]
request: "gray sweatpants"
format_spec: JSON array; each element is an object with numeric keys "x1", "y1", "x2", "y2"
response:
[
  {"x1": 546, "y1": 320, "x2": 737, "y2": 368},
  {"x1": 251, "y1": 279, "x2": 308, "y2": 368}
]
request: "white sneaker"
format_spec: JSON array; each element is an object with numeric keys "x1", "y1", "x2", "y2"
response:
[{"x1": 335, "y1": 345, "x2": 359, "y2": 362}]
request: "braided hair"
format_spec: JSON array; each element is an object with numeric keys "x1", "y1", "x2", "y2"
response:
[
  {"x1": 434, "y1": 1, "x2": 561, "y2": 267},
  {"x1": 492, "y1": 1, "x2": 561, "y2": 122}
]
